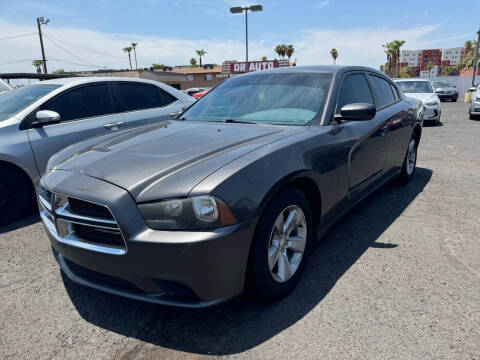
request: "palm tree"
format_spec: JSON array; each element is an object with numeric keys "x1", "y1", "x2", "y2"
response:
[
  {"x1": 274, "y1": 45, "x2": 287, "y2": 59},
  {"x1": 330, "y1": 48, "x2": 338, "y2": 64},
  {"x1": 392, "y1": 40, "x2": 405, "y2": 78},
  {"x1": 285, "y1": 45, "x2": 295, "y2": 61},
  {"x1": 190, "y1": 57, "x2": 198, "y2": 67},
  {"x1": 32, "y1": 60, "x2": 43, "y2": 74},
  {"x1": 123, "y1": 46, "x2": 133, "y2": 70},
  {"x1": 196, "y1": 49, "x2": 207, "y2": 66},
  {"x1": 131, "y1": 42, "x2": 138, "y2": 69}
]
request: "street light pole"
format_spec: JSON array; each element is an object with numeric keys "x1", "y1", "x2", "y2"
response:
[
  {"x1": 230, "y1": 5, "x2": 263, "y2": 65},
  {"x1": 36, "y1": 17, "x2": 50, "y2": 74},
  {"x1": 472, "y1": 27, "x2": 480, "y2": 86}
]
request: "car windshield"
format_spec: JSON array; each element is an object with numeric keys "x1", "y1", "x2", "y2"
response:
[
  {"x1": 433, "y1": 82, "x2": 450, "y2": 88},
  {"x1": 181, "y1": 72, "x2": 333, "y2": 125},
  {"x1": 396, "y1": 81, "x2": 433, "y2": 93},
  {"x1": 0, "y1": 84, "x2": 60, "y2": 122}
]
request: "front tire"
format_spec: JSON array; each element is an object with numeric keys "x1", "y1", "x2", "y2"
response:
[
  {"x1": 0, "y1": 167, "x2": 31, "y2": 226},
  {"x1": 398, "y1": 136, "x2": 417, "y2": 184},
  {"x1": 246, "y1": 187, "x2": 313, "y2": 302}
]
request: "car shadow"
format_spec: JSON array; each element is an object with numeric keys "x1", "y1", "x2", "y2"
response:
[
  {"x1": 62, "y1": 167, "x2": 432, "y2": 356},
  {"x1": 0, "y1": 211, "x2": 40, "y2": 234}
]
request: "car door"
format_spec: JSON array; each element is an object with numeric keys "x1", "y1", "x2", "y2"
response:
[
  {"x1": 113, "y1": 82, "x2": 184, "y2": 128},
  {"x1": 26, "y1": 82, "x2": 123, "y2": 175},
  {"x1": 334, "y1": 72, "x2": 389, "y2": 201}
]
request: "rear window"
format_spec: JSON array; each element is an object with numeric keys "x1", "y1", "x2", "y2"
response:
[
  {"x1": 395, "y1": 81, "x2": 433, "y2": 93},
  {"x1": 369, "y1": 75, "x2": 395, "y2": 109}
]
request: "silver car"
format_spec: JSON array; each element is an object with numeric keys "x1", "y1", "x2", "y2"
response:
[
  {"x1": 469, "y1": 84, "x2": 480, "y2": 119},
  {"x1": 0, "y1": 77, "x2": 194, "y2": 225},
  {"x1": 394, "y1": 79, "x2": 441, "y2": 124}
]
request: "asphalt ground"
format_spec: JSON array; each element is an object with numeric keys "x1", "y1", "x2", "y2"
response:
[{"x1": 1, "y1": 101, "x2": 479, "y2": 359}]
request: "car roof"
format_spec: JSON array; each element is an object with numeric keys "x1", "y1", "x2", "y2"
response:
[
  {"x1": 238, "y1": 65, "x2": 388, "y2": 77},
  {"x1": 393, "y1": 78, "x2": 431, "y2": 82},
  {"x1": 34, "y1": 77, "x2": 168, "y2": 87}
]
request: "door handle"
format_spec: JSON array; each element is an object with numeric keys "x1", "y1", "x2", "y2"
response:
[{"x1": 104, "y1": 121, "x2": 124, "y2": 130}]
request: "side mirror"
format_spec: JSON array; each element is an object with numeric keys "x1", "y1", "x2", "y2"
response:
[
  {"x1": 36, "y1": 110, "x2": 60, "y2": 124},
  {"x1": 336, "y1": 103, "x2": 376, "y2": 121},
  {"x1": 468, "y1": 87, "x2": 477, "y2": 92}
]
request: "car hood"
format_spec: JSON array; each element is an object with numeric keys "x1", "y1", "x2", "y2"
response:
[
  {"x1": 49, "y1": 120, "x2": 306, "y2": 202},
  {"x1": 404, "y1": 93, "x2": 438, "y2": 104}
]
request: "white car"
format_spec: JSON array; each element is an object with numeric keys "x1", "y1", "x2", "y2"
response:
[
  {"x1": 468, "y1": 84, "x2": 480, "y2": 120},
  {"x1": 394, "y1": 79, "x2": 441, "y2": 124},
  {"x1": 0, "y1": 78, "x2": 13, "y2": 95}
]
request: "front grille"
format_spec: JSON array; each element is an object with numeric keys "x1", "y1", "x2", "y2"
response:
[
  {"x1": 39, "y1": 187, "x2": 126, "y2": 255},
  {"x1": 68, "y1": 197, "x2": 113, "y2": 220},
  {"x1": 73, "y1": 223, "x2": 123, "y2": 247}
]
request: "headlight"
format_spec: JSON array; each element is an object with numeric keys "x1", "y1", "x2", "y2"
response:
[
  {"x1": 425, "y1": 100, "x2": 439, "y2": 106},
  {"x1": 138, "y1": 195, "x2": 237, "y2": 230},
  {"x1": 475, "y1": 96, "x2": 480, "y2": 102}
]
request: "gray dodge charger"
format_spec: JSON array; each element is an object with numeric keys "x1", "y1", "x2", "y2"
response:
[{"x1": 39, "y1": 66, "x2": 423, "y2": 307}]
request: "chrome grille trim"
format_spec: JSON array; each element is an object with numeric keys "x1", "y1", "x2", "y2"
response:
[{"x1": 38, "y1": 186, "x2": 127, "y2": 255}]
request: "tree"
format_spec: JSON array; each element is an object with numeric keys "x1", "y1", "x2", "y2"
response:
[
  {"x1": 330, "y1": 48, "x2": 338, "y2": 64},
  {"x1": 32, "y1": 60, "x2": 43, "y2": 74},
  {"x1": 382, "y1": 40, "x2": 405, "y2": 78},
  {"x1": 190, "y1": 57, "x2": 198, "y2": 67},
  {"x1": 196, "y1": 49, "x2": 207, "y2": 66},
  {"x1": 152, "y1": 63, "x2": 164, "y2": 70},
  {"x1": 426, "y1": 61, "x2": 434, "y2": 78},
  {"x1": 123, "y1": 46, "x2": 133, "y2": 70},
  {"x1": 52, "y1": 69, "x2": 73, "y2": 74},
  {"x1": 458, "y1": 40, "x2": 479, "y2": 70},
  {"x1": 274, "y1": 45, "x2": 286, "y2": 59},
  {"x1": 262, "y1": 56, "x2": 268, "y2": 61},
  {"x1": 399, "y1": 66, "x2": 410, "y2": 78},
  {"x1": 441, "y1": 66, "x2": 454, "y2": 76},
  {"x1": 380, "y1": 64, "x2": 385, "y2": 72},
  {"x1": 131, "y1": 42, "x2": 138, "y2": 69},
  {"x1": 285, "y1": 45, "x2": 295, "y2": 60}
]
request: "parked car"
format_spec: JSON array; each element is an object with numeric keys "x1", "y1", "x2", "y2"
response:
[
  {"x1": 469, "y1": 83, "x2": 480, "y2": 119},
  {"x1": 185, "y1": 87, "x2": 205, "y2": 96},
  {"x1": 0, "y1": 77, "x2": 194, "y2": 226},
  {"x1": 432, "y1": 81, "x2": 458, "y2": 102},
  {"x1": 39, "y1": 66, "x2": 423, "y2": 307},
  {"x1": 192, "y1": 89, "x2": 207, "y2": 98},
  {"x1": 0, "y1": 78, "x2": 13, "y2": 95},
  {"x1": 394, "y1": 78, "x2": 441, "y2": 124}
]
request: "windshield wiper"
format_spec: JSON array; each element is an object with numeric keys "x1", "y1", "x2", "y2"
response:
[{"x1": 223, "y1": 119, "x2": 257, "y2": 124}]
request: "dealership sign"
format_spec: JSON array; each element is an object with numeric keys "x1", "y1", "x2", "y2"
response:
[{"x1": 230, "y1": 60, "x2": 279, "y2": 73}]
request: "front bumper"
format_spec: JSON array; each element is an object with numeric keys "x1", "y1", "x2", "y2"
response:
[
  {"x1": 436, "y1": 92, "x2": 457, "y2": 100},
  {"x1": 40, "y1": 170, "x2": 254, "y2": 308},
  {"x1": 423, "y1": 103, "x2": 441, "y2": 121},
  {"x1": 471, "y1": 101, "x2": 480, "y2": 115}
]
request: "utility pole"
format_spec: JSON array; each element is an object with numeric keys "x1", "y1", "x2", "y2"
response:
[
  {"x1": 245, "y1": 9, "x2": 248, "y2": 63},
  {"x1": 36, "y1": 17, "x2": 50, "y2": 74},
  {"x1": 472, "y1": 27, "x2": 480, "y2": 86}
]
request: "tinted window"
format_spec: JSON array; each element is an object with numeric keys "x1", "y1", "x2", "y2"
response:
[
  {"x1": 43, "y1": 84, "x2": 114, "y2": 122},
  {"x1": 182, "y1": 73, "x2": 333, "y2": 126},
  {"x1": 0, "y1": 84, "x2": 60, "y2": 122},
  {"x1": 335, "y1": 73, "x2": 374, "y2": 113},
  {"x1": 116, "y1": 83, "x2": 176, "y2": 112},
  {"x1": 369, "y1": 75, "x2": 395, "y2": 109},
  {"x1": 390, "y1": 83, "x2": 400, "y2": 101}
]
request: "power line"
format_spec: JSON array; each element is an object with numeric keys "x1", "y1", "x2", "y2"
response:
[
  {"x1": 45, "y1": 36, "x2": 104, "y2": 68},
  {"x1": 43, "y1": 33, "x2": 125, "y2": 60},
  {"x1": 0, "y1": 33, "x2": 36, "y2": 41},
  {"x1": 48, "y1": 57, "x2": 101, "y2": 68},
  {"x1": 0, "y1": 59, "x2": 34, "y2": 66}
]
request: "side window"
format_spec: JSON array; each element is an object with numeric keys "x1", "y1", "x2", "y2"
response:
[
  {"x1": 43, "y1": 83, "x2": 113, "y2": 122},
  {"x1": 115, "y1": 83, "x2": 175, "y2": 112},
  {"x1": 335, "y1": 73, "x2": 374, "y2": 114},
  {"x1": 369, "y1": 75, "x2": 395, "y2": 109},
  {"x1": 390, "y1": 83, "x2": 400, "y2": 101},
  {"x1": 159, "y1": 89, "x2": 177, "y2": 106}
]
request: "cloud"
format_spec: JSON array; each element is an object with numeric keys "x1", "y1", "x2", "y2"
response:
[
  {"x1": 312, "y1": 1, "x2": 329, "y2": 10},
  {"x1": 0, "y1": 19, "x2": 442, "y2": 76}
]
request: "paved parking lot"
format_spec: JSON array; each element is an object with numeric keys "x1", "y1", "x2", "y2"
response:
[{"x1": 1, "y1": 101, "x2": 479, "y2": 359}]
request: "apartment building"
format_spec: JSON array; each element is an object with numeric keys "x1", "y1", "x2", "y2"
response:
[{"x1": 441, "y1": 47, "x2": 463, "y2": 66}]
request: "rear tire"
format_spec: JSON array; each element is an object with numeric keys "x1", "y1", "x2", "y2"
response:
[
  {"x1": 246, "y1": 187, "x2": 313, "y2": 302},
  {"x1": 0, "y1": 167, "x2": 31, "y2": 226},
  {"x1": 398, "y1": 136, "x2": 417, "y2": 184}
]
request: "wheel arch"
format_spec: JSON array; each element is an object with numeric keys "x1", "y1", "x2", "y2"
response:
[{"x1": 0, "y1": 160, "x2": 36, "y2": 199}]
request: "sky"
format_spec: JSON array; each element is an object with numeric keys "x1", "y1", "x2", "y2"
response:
[{"x1": 0, "y1": 0, "x2": 479, "y2": 75}]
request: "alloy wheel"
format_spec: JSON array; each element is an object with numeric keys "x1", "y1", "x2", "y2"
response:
[{"x1": 406, "y1": 138, "x2": 417, "y2": 175}]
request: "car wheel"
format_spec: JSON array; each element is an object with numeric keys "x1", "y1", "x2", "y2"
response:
[
  {"x1": 246, "y1": 187, "x2": 313, "y2": 302},
  {"x1": 398, "y1": 137, "x2": 417, "y2": 184},
  {"x1": 0, "y1": 167, "x2": 31, "y2": 226}
]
